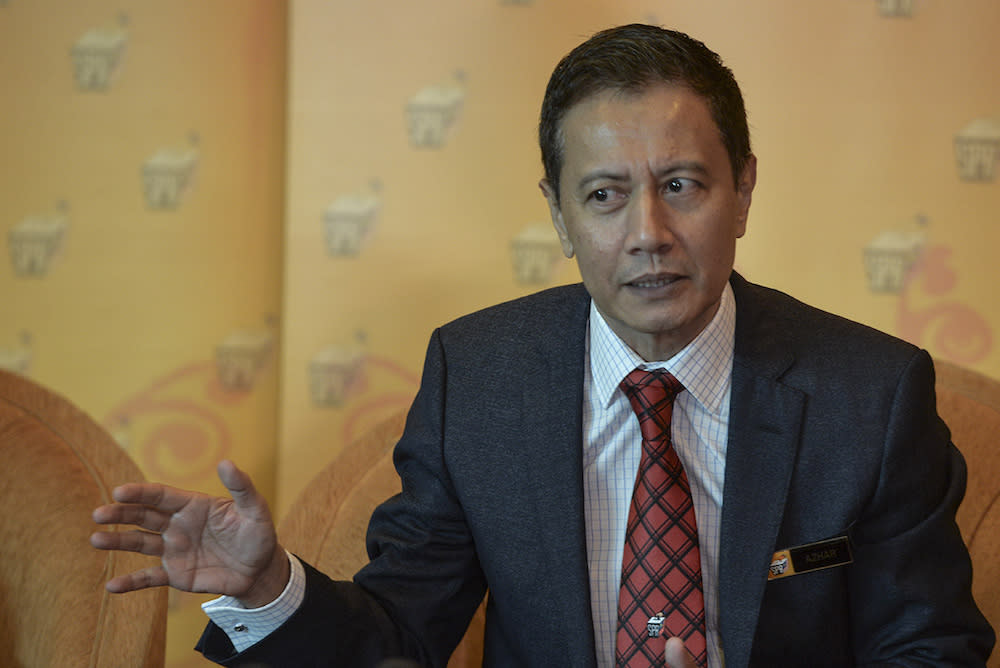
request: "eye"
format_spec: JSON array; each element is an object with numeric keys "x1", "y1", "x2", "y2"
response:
[
  {"x1": 585, "y1": 186, "x2": 626, "y2": 209},
  {"x1": 663, "y1": 177, "x2": 704, "y2": 199}
]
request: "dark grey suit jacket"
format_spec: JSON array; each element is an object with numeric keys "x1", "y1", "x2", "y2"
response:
[{"x1": 199, "y1": 274, "x2": 994, "y2": 667}]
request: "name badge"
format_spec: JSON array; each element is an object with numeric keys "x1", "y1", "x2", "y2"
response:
[{"x1": 768, "y1": 535, "x2": 852, "y2": 581}]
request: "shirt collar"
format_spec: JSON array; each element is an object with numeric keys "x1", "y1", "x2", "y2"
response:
[{"x1": 589, "y1": 282, "x2": 735, "y2": 416}]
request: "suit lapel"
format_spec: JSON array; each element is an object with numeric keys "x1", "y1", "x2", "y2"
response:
[
  {"x1": 717, "y1": 275, "x2": 805, "y2": 668},
  {"x1": 513, "y1": 286, "x2": 599, "y2": 667}
]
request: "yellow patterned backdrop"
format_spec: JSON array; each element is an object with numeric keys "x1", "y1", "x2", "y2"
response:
[
  {"x1": 1, "y1": 1, "x2": 286, "y2": 664},
  {"x1": 2, "y1": 0, "x2": 998, "y2": 665}
]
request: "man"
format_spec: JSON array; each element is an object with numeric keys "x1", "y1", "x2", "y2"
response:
[{"x1": 92, "y1": 24, "x2": 994, "y2": 667}]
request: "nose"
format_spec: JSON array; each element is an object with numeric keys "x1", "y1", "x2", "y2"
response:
[{"x1": 626, "y1": 188, "x2": 675, "y2": 256}]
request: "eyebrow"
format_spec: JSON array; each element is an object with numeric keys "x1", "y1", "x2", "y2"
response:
[
  {"x1": 657, "y1": 161, "x2": 710, "y2": 178},
  {"x1": 575, "y1": 170, "x2": 628, "y2": 194}
]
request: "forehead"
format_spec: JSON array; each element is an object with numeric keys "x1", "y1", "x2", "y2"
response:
[{"x1": 557, "y1": 83, "x2": 727, "y2": 178}]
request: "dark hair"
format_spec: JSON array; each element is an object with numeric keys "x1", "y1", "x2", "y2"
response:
[{"x1": 539, "y1": 24, "x2": 751, "y2": 203}]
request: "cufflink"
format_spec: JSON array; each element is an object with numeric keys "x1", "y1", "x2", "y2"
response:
[
  {"x1": 647, "y1": 612, "x2": 666, "y2": 638},
  {"x1": 233, "y1": 624, "x2": 248, "y2": 633}
]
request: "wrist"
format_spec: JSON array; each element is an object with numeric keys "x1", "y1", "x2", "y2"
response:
[{"x1": 238, "y1": 546, "x2": 291, "y2": 609}]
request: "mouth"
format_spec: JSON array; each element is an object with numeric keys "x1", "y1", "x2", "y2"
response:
[{"x1": 626, "y1": 273, "x2": 683, "y2": 289}]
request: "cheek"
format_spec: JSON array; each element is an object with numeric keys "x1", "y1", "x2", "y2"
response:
[
  {"x1": 574, "y1": 241, "x2": 618, "y2": 278},
  {"x1": 688, "y1": 228, "x2": 737, "y2": 270},
  {"x1": 572, "y1": 247, "x2": 620, "y2": 296},
  {"x1": 572, "y1": 224, "x2": 621, "y2": 259}
]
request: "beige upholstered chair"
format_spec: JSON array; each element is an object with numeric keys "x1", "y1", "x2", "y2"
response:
[
  {"x1": 936, "y1": 360, "x2": 1000, "y2": 665},
  {"x1": 0, "y1": 369, "x2": 168, "y2": 667},
  {"x1": 280, "y1": 359, "x2": 1000, "y2": 666}
]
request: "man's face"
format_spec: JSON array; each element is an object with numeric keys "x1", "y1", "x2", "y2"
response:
[{"x1": 540, "y1": 83, "x2": 756, "y2": 361}]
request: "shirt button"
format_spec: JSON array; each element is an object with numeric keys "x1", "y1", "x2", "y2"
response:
[{"x1": 234, "y1": 624, "x2": 248, "y2": 633}]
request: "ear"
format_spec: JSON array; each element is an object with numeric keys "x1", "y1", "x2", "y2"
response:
[
  {"x1": 734, "y1": 154, "x2": 757, "y2": 239},
  {"x1": 539, "y1": 178, "x2": 575, "y2": 258}
]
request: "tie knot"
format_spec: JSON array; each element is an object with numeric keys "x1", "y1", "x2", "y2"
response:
[
  {"x1": 620, "y1": 368, "x2": 684, "y2": 403},
  {"x1": 620, "y1": 369, "x2": 685, "y2": 446}
]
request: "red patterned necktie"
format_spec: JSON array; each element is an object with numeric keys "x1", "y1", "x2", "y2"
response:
[{"x1": 615, "y1": 368, "x2": 707, "y2": 667}]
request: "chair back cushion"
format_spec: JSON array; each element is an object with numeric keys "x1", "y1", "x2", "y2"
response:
[
  {"x1": 0, "y1": 370, "x2": 167, "y2": 667},
  {"x1": 935, "y1": 360, "x2": 1000, "y2": 661}
]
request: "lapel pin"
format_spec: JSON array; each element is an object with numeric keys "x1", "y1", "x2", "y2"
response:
[{"x1": 647, "y1": 612, "x2": 666, "y2": 638}]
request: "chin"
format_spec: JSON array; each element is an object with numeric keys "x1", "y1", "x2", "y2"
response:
[{"x1": 634, "y1": 305, "x2": 689, "y2": 330}]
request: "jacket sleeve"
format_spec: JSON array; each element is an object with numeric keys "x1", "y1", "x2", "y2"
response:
[
  {"x1": 195, "y1": 329, "x2": 485, "y2": 667},
  {"x1": 848, "y1": 350, "x2": 995, "y2": 666}
]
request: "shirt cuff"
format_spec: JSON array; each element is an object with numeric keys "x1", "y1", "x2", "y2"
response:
[{"x1": 201, "y1": 550, "x2": 306, "y2": 654}]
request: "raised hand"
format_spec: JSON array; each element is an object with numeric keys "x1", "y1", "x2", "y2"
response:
[{"x1": 90, "y1": 460, "x2": 290, "y2": 608}]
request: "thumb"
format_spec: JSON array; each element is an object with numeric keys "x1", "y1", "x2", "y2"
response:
[
  {"x1": 217, "y1": 460, "x2": 265, "y2": 514},
  {"x1": 664, "y1": 636, "x2": 698, "y2": 668}
]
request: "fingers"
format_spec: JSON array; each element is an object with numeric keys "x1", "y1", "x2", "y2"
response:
[
  {"x1": 217, "y1": 459, "x2": 267, "y2": 517},
  {"x1": 109, "y1": 481, "x2": 198, "y2": 514},
  {"x1": 100, "y1": 461, "x2": 261, "y2": 520},
  {"x1": 664, "y1": 637, "x2": 698, "y2": 668},
  {"x1": 90, "y1": 528, "x2": 164, "y2": 557},
  {"x1": 92, "y1": 502, "x2": 172, "y2": 532},
  {"x1": 91, "y1": 528, "x2": 170, "y2": 594},
  {"x1": 104, "y1": 566, "x2": 170, "y2": 593}
]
